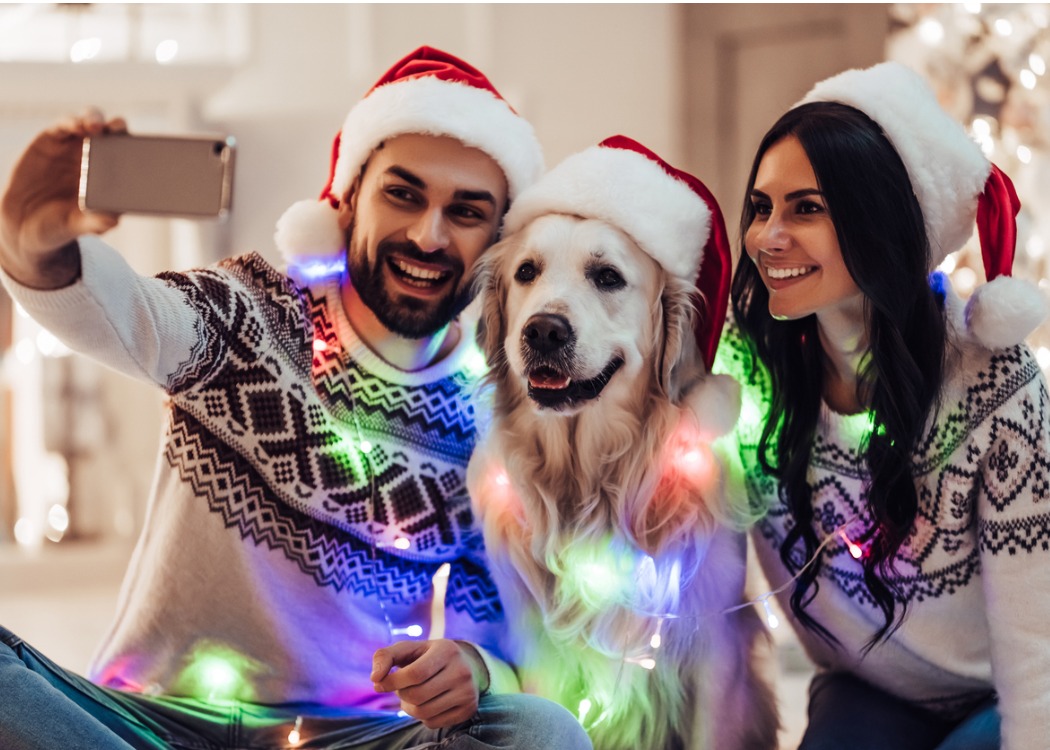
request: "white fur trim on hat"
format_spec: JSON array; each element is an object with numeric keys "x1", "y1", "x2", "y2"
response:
[
  {"x1": 800, "y1": 62, "x2": 990, "y2": 266},
  {"x1": 502, "y1": 145, "x2": 710, "y2": 282},
  {"x1": 333, "y1": 76, "x2": 542, "y2": 204},
  {"x1": 275, "y1": 75, "x2": 543, "y2": 267},
  {"x1": 965, "y1": 275, "x2": 1050, "y2": 349},
  {"x1": 273, "y1": 199, "x2": 345, "y2": 267}
]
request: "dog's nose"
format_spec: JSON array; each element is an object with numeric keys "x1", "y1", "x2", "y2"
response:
[{"x1": 523, "y1": 313, "x2": 573, "y2": 353}]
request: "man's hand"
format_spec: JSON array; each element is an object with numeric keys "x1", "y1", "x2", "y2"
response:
[
  {"x1": 0, "y1": 109, "x2": 126, "y2": 289},
  {"x1": 371, "y1": 639, "x2": 490, "y2": 729}
]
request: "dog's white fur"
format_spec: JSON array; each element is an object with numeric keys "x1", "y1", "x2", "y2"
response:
[{"x1": 467, "y1": 215, "x2": 779, "y2": 750}]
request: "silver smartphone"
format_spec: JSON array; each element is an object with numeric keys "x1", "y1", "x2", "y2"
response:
[{"x1": 79, "y1": 133, "x2": 236, "y2": 219}]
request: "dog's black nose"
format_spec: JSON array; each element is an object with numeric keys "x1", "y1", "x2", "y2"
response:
[{"x1": 523, "y1": 313, "x2": 572, "y2": 353}]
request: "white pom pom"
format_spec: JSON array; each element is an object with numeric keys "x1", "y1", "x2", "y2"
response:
[
  {"x1": 965, "y1": 276, "x2": 1050, "y2": 349},
  {"x1": 273, "y1": 199, "x2": 345, "y2": 265},
  {"x1": 685, "y1": 373, "x2": 741, "y2": 439}
]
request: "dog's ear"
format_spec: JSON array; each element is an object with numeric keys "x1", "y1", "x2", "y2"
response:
[
  {"x1": 472, "y1": 238, "x2": 512, "y2": 372},
  {"x1": 656, "y1": 274, "x2": 704, "y2": 401}
]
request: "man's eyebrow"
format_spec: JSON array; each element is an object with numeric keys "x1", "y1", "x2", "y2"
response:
[
  {"x1": 387, "y1": 165, "x2": 425, "y2": 189},
  {"x1": 454, "y1": 189, "x2": 497, "y2": 206},
  {"x1": 386, "y1": 166, "x2": 496, "y2": 206}
]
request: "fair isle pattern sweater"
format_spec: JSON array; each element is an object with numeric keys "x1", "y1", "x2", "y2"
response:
[
  {"x1": 716, "y1": 322, "x2": 1050, "y2": 749},
  {"x1": 1, "y1": 236, "x2": 514, "y2": 708}
]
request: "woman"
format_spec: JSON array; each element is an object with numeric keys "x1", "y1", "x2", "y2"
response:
[{"x1": 717, "y1": 62, "x2": 1050, "y2": 750}]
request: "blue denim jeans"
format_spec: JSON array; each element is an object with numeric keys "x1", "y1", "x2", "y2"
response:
[
  {"x1": 798, "y1": 672, "x2": 1000, "y2": 750},
  {"x1": 0, "y1": 626, "x2": 592, "y2": 750}
]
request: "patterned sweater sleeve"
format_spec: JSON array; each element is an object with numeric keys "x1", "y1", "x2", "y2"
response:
[
  {"x1": 0, "y1": 236, "x2": 213, "y2": 389},
  {"x1": 973, "y1": 345, "x2": 1050, "y2": 749},
  {"x1": 0, "y1": 236, "x2": 302, "y2": 394}
]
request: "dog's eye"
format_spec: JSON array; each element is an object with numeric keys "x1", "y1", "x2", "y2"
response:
[
  {"x1": 594, "y1": 267, "x2": 625, "y2": 290},
  {"x1": 514, "y1": 262, "x2": 538, "y2": 283}
]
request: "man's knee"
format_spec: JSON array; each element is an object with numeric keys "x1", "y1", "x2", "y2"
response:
[{"x1": 478, "y1": 693, "x2": 593, "y2": 749}]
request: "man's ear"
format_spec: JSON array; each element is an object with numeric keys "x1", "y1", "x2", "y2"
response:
[{"x1": 336, "y1": 178, "x2": 360, "y2": 232}]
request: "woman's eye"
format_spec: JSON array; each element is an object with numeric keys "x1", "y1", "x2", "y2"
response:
[
  {"x1": 751, "y1": 201, "x2": 771, "y2": 217},
  {"x1": 798, "y1": 200, "x2": 825, "y2": 215},
  {"x1": 595, "y1": 267, "x2": 625, "y2": 290},
  {"x1": 514, "y1": 262, "x2": 537, "y2": 283}
]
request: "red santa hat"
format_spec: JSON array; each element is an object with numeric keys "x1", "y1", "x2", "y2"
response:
[
  {"x1": 502, "y1": 135, "x2": 731, "y2": 370},
  {"x1": 274, "y1": 46, "x2": 544, "y2": 269},
  {"x1": 800, "y1": 61, "x2": 1047, "y2": 349}
]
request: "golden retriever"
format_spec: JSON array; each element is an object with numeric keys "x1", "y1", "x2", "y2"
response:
[{"x1": 466, "y1": 212, "x2": 779, "y2": 750}]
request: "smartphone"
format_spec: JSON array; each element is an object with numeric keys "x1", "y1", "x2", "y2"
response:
[{"x1": 79, "y1": 133, "x2": 236, "y2": 219}]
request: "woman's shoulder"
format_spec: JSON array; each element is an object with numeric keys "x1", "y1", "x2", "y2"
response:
[{"x1": 944, "y1": 331, "x2": 1045, "y2": 417}]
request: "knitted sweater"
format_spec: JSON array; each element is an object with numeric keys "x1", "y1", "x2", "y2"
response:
[
  {"x1": 715, "y1": 321, "x2": 1050, "y2": 749},
  {"x1": 0, "y1": 236, "x2": 516, "y2": 708}
]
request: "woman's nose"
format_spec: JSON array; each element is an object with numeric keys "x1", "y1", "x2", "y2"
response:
[{"x1": 753, "y1": 212, "x2": 790, "y2": 250}]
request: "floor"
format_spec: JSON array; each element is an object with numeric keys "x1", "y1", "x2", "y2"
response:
[{"x1": 0, "y1": 541, "x2": 813, "y2": 748}]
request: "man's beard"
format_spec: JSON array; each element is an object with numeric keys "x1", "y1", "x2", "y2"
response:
[{"x1": 347, "y1": 239, "x2": 473, "y2": 339}]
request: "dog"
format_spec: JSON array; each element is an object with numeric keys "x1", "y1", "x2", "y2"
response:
[{"x1": 466, "y1": 212, "x2": 779, "y2": 750}]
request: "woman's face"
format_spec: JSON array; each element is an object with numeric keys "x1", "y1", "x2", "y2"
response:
[{"x1": 744, "y1": 135, "x2": 863, "y2": 323}]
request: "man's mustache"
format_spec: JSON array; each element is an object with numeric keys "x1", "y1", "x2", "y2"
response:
[{"x1": 376, "y1": 240, "x2": 462, "y2": 274}]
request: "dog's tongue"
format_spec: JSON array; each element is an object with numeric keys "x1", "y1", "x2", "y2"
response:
[{"x1": 528, "y1": 368, "x2": 571, "y2": 390}]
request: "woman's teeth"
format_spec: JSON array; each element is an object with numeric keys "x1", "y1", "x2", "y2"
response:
[{"x1": 766, "y1": 266, "x2": 814, "y2": 280}]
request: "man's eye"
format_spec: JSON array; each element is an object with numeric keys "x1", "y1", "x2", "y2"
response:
[
  {"x1": 594, "y1": 267, "x2": 625, "y2": 290},
  {"x1": 450, "y1": 205, "x2": 484, "y2": 222},
  {"x1": 514, "y1": 262, "x2": 537, "y2": 283},
  {"x1": 387, "y1": 187, "x2": 417, "y2": 203}
]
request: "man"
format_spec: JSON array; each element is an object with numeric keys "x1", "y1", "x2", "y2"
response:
[{"x1": 0, "y1": 47, "x2": 591, "y2": 750}]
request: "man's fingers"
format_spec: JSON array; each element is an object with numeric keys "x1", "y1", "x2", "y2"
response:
[
  {"x1": 76, "y1": 210, "x2": 121, "y2": 236},
  {"x1": 416, "y1": 703, "x2": 475, "y2": 730},
  {"x1": 371, "y1": 640, "x2": 429, "y2": 684},
  {"x1": 397, "y1": 676, "x2": 476, "y2": 729}
]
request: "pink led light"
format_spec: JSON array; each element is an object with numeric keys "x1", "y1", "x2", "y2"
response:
[{"x1": 838, "y1": 530, "x2": 864, "y2": 559}]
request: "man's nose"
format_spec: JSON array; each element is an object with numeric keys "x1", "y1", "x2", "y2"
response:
[{"x1": 407, "y1": 208, "x2": 450, "y2": 254}]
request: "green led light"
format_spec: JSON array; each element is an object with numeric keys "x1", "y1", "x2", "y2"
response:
[
  {"x1": 173, "y1": 642, "x2": 260, "y2": 704},
  {"x1": 463, "y1": 344, "x2": 489, "y2": 378},
  {"x1": 839, "y1": 409, "x2": 876, "y2": 446}
]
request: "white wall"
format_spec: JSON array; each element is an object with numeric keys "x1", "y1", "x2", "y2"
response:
[
  {"x1": 205, "y1": 3, "x2": 684, "y2": 267},
  {"x1": 0, "y1": 2, "x2": 890, "y2": 551}
]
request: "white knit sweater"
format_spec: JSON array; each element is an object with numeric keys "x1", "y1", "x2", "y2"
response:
[
  {"x1": 716, "y1": 321, "x2": 1050, "y2": 749},
  {"x1": 0, "y1": 236, "x2": 517, "y2": 707}
]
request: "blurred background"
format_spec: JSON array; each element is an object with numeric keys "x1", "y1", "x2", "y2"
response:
[{"x1": 0, "y1": 4, "x2": 1048, "y2": 747}]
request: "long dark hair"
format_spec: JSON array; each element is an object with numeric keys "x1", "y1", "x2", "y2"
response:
[{"x1": 732, "y1": 102, "x2": 947, "y2": 648}]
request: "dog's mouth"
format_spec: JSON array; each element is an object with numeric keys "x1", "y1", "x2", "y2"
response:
[{"x1": 526, "y1": 357, "x2": 624, "y2": 409}]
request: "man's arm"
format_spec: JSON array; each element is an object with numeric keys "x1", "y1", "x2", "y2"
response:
[{"x1": 0, "y1": 109, "x2": 124, "y2": 288}]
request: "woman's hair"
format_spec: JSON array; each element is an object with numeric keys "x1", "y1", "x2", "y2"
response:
[{"x1": 732, "y1": 102, "x2": 947, "y2": 648}]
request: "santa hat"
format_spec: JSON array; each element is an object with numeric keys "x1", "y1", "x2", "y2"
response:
[
  {"x1": 799, "y1": 61, "x2": 1047, "y2": 348},
  {"x1": 502, "y1": 135, "x2": 731, "y2": 370},
  {"x1": 274, "y1": 45, "x2": 544, "y2": 268}
]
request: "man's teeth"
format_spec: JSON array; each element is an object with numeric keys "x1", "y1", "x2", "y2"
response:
[
  {"x1": 766, "y1": 266, "x2": 814, "y2": 280},
  {"x1": 394, "y1": 259, "x2": 445, "y2": 281}
]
